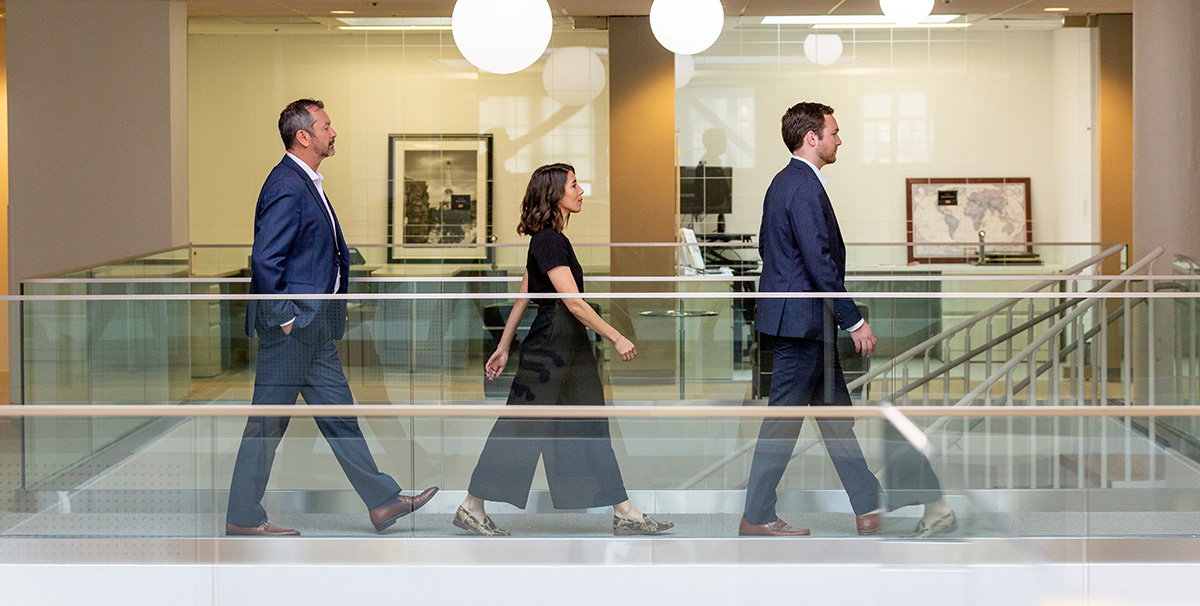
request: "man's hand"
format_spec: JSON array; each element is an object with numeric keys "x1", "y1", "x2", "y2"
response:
[{"x1": 851, "y1": 322, "x2": 876, "y2": 357}]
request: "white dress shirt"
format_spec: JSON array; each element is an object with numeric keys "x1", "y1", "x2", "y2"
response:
[
  {"x1": 279, "y1": 153, "x2": 341, "y2": 328},
  {"x1": 791, "y1": 155, "x2": 864, "y2": 333}
]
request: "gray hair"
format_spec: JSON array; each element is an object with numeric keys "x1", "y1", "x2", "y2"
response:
[{"x1": 278, "y1": 98, "x2": 324, "y2": 150}]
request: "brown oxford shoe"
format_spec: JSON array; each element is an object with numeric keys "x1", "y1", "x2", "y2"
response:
[
  {"x1": 738, "y1": 517, "x2": 811, "y2": 537},
  {"x1": 856, "y1": 509, "x2": 883, "y2": 536},
  {"x1": 225, "y1": 521, "x2": 301, "y2": 537},
  {"x1": 369, "y1": 486, "x2": 439, "y2": 533}
]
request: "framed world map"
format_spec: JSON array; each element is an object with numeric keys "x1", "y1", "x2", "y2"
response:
[{"x1": 906, "y1": 178, "x2": 1032, "y2": 264}]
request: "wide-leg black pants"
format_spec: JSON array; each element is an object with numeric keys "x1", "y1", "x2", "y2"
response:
[{"x1": 468, "y1": 303, "x2": 629, "y2": 510}]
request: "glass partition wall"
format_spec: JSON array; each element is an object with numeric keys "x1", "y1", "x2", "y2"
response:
[{"x1": 10, "y1": 245, "x2": 1200, "y2": 542}]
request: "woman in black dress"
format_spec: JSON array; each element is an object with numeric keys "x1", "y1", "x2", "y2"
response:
[{"x1": 454, "y1": 163, "x2": 673, "y2": 537}]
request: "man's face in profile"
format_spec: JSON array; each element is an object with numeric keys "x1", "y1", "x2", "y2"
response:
[{"x1": 306, "y1": 108, "x2": 337, "y2": 158}]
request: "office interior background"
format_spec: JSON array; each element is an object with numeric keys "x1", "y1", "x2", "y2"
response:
[{"x1": 4, "y1": 0, "x2": 1200, "y2": 604}]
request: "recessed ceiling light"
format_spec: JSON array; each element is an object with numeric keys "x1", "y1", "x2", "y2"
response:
[
  {"x1": 1044, "y1": 7, "x2": 1070, "y2": 11},
  {"x1": 330, "y1": 10, "x2": 356, "y2": 15},
  {"x1": 336, "y1": 17, "x2": 452, "y2": 30},
  {"x1": 762, "y1": 14, "x2": 960, "y2": 25}
]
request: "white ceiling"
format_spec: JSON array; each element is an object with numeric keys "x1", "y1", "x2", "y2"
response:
[{"x1": 184, "y1": 0, "x2": 1134, "y2": 18}]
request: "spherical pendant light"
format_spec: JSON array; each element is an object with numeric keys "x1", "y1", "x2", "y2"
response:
[
  {"x1": 675, "y1": 53, "x2": 695, "y2": 89},
  {"x1": 452, "y1": 0, "x2": 553, "y2": 74},
  {"x1": 542, "y1": 47, "x2": 607, "y2": 105},
  {"x1": 880, "y1": 0, "x2": 935, "y2": 26},
  {"x1": 803, "y1": 34, "x2": 843, "y2": 66},
  {"x1": 649, "y1": 0, "x2": 724, "y2": 56}
]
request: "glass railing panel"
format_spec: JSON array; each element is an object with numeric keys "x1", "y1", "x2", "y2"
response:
[
  {"x1": 11, "y1": 272, "x2": 1193, "y2": 539},
  {"x1": 11, "y1": 408, "x2": 1196, "y2": 540},
  {"x1": 19, "y1": 281, "x2": 192, "y2": 488}
]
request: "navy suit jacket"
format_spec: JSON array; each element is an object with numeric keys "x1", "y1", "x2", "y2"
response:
[
  {"x1": 755, "y1": 157, "x2": 862, "y2": 341},
  {"x1": 246, "y1": 155, "x2": 350, "y2": 341}
]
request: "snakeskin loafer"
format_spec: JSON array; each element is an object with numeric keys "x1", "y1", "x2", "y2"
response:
[
  {"x1": 613, "y1": 514, "x2": 675, "y2": 536},
  {"x1": 910, "y1": 510, "x2": 958, "y2": 539},
  {"x1": 453, "y1": 506, "x2": 511, "y2": 537}
]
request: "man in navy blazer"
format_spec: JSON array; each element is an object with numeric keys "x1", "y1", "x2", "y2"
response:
[
  {"x1": 739, "y1": 102, "x2": 883, "y2": 537},
  {"x1": 225, "y1": 99, "x2": 437, "y2": 536}
]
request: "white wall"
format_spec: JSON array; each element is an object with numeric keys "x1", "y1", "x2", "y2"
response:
[
  {"x1": 676, "y1": 23, "x2": 1097, "y2": 266},
  {"x1": 188, "y1": 26, "x2": 610, "y2": 273},
  {"x1": 189, "y1": 22, "x2": 1098, "y2": 272}
]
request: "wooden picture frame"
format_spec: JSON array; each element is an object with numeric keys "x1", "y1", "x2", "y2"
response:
[{"x1": 905, "y1": 178, "x2": 1032, "y2": 264}]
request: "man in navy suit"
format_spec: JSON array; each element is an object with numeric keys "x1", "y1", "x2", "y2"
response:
[
  {"x1": 739, "y1": 102, "x2": 884, "y2": 537},
  {"x1": 225, "y1": 99, "x2": 437, "y2": 536}
]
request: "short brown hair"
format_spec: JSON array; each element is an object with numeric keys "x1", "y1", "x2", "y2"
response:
[
  {"x1": 279, "y1": 98, "x2": 324, "y2": 149},
  {"x1": 517, "y1": 163, "x2": 575, "y2": 235},
  {"x1": 781, "y1": 102, "x2": 834, "y2": 153}
]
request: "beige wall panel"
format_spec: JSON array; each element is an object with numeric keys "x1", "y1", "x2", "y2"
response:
[{"x1": 7, "y1": 0, "x2": 188, "y2": 285}]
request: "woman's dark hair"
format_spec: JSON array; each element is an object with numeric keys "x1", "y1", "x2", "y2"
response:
[{"x1": 517, "y1": 163, "x2": 576, "y2": 235}]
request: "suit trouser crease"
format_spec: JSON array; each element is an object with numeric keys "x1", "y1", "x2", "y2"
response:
[
  {"x1": 468, "y1": 304, "x2": 629, "y2": 510},
  {"x1": 743, "y1": 336, "x2": 881, "y2": 524},
  {"x1": 227, "y1": 329, "x2": 401, "y2": 527}
]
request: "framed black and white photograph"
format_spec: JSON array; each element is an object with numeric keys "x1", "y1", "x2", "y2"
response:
[{"x1": 387, "y1": 134, "x2": 493, "y2": 264}]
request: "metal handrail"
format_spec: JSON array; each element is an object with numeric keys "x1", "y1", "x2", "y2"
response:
[
  {"x1": 0, "y1": 404, "x2": 1194, "y2": 419},
  {"x1": 945, "y1": 247, "x2": 1163, "y2": 413},
  {"x1": 847, "y1": 244, "x2": 1124, "y2": 392},
  {"x1": 680, "y1": 244, "x2": 1129, "y2": 489}
]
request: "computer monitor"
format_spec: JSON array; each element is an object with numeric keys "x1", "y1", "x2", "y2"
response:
[{"x1": 679, "y1": 163, "x2": 732, "y2": 215}]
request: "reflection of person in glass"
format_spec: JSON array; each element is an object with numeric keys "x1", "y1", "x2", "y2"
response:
[
  {"x1": 455, "y1": 163, "x2": 674, "y2": 537},
  {"x1": 741, "y1": 102, "x2": 955, "y2": 538}
]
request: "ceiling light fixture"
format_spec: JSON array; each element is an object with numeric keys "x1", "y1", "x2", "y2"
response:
[
  {"x1": 1043, "y1": 7, "x2": 1071, "y2": 11},
  {"x1": 452, "y1": 0, "x2": 552, "y2": 74},
  {"x1": 338, "y1": 26, "x2": 452, "y2": 31},
  {"x1": 762, "y1": 15, "x2": 959, "y2": 25},
  {"x1": 675, "y1": 54, "x2": 695, "y2": 89},
  {"x1": 337, "y1": 18, "x2": 451, "y2": 31},
  {"x1": 542, "y1": 47, "x2": 607, "y2": 106},
  {"x1": 880, "y1": 0, "x2": 935, "y2": 27},
  {"x1": 649, "y1": 0, "x2": 724, "y2": 55},
  {"x1": 812, "y1": 23, "x2": 969, "y2": 29},
  {"x1": 330, "y1": 10, "x2": 355, "y2": 15},
  {"x1": 803, "y1": 34, "x2": 844, "y2": 65}
]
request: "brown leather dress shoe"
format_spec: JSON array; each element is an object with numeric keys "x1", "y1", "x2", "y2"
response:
[
  {"x1": 225, "y1": 521, "x2": 300, "y2": 537},
  {"x1": 738, "y1": 517, "x2": 811, "y2": 537},
  {"x1": 856, "y1": 510, "x2": 882, "y2": 536},
  {"x1": 369, "y1": 486, "x2": 439, "y2": 533}
]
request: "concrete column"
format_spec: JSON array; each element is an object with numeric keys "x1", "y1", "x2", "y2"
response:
[
  {"x1": 1132, "y1": 0, "x2": 1200, "y2": 265},
  {"x1": 7, "y1": 0, "x2": 188, "y2": 286},
  {"x1": 1132, "y1": 0, "x2": 1200, "y2": 406}
]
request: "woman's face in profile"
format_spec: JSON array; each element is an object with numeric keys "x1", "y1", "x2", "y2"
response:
[{"x1": 558, "y1": 170, "x2": 584, "y2": 216}]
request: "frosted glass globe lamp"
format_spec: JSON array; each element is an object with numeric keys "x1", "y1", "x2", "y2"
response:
[
  {"x1": 880, "y1": 0, "x2": 935, "y2": 26},
  {"x1": 452, "y1": 0, "x2": 553, "y2": 74},
  {"x1": 675, "y1": 53, "x2": 695, "y2": 89},
  {"x1": 542, "y1": 47, "x2": 606, "y2": 105},
  {"x1": 803, "y1": 34, "x2": 843, "y2": 66},
  {"x1": 649, "y1": 0, "x2": 724, "y2": 56}
]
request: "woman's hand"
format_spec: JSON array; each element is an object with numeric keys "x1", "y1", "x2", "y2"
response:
[
  {"x1": 485, "y1": 348, "x2": 509, "y2": 381},
  {"x1": 613, "y1": 335, "x2": 638, "y2": 362}
]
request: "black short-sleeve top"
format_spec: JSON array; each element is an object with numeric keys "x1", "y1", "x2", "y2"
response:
[{"x1": 527, "y1": 229, "x2": 584, "y2": 294}]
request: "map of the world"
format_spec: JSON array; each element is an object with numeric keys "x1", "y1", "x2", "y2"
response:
[{"x1": 907, "y1": 179, "x2": 1031, "y2": 262}]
